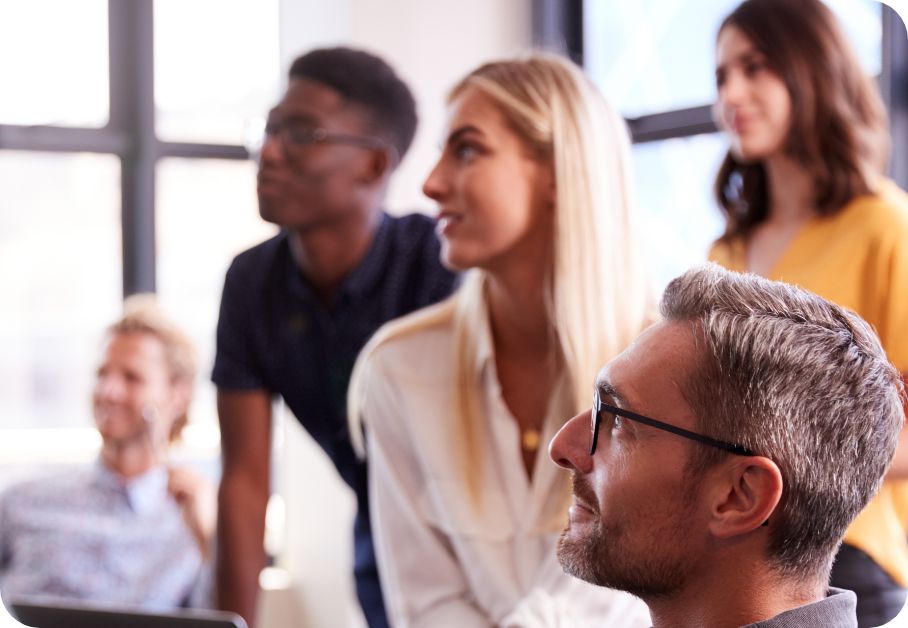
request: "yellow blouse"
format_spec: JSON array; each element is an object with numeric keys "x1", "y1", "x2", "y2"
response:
[{"x1": 710, "y1": 179, "x2": 908, "y2": 584}]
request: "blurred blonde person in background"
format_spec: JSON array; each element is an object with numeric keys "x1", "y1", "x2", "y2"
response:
[
  {"x1": 0, "y1": 296, "x2": 215, "y2": 609},
  {"x1": 349, "y1": 53, "x2": 651, "y2": 627},
  {"x1": 709, "y1": 0, "x2": 908, "y2": 625}
]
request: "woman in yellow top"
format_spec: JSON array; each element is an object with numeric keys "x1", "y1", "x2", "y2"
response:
[{"x1": 709, "y1": 0, "x2": 908, "y2": 625}]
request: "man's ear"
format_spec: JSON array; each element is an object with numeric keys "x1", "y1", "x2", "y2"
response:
[
  {"x1": 706, "y1": 456, "x2": 783, "y2": 539},
  {"x1": 166, "y1": 379, "x2": 193, "y2": 423},
  {"x1": 357, "y1": 147, "x2": 393, "y2": 187}
]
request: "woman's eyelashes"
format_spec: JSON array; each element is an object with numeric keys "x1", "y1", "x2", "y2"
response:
[
  {"x1": 451, "y1": 140, "x2": 483, "y2": 163},
  {"x1": 714, "y1": 56, "x2": 769, "y2": 89},
  {"x1": 744, "y1": 58, "x2": 768, "y2": 78}
]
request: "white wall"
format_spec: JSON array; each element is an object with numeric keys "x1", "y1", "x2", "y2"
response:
[
  {"x1": 268, "y1": 2, "x2": 531, "y2": 627},
  {"x1": 278, "y1": 0, "x2": 533, "y2": 214}
]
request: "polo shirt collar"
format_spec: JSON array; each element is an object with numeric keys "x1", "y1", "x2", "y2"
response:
[
  {"x1": 285, "y1": 212, "x2": 393, "y2": 304},
  {"x1": 339, "y1": 212, "x2": 392, "y2": 301}
]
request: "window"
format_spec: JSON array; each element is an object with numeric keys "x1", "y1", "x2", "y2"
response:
[
  {"x1": 584, "y1": 0, "x2": 881, "y2": 119},
  {"x1": 0, "y1": 1, "x2": 109, "y2": 127},
  {"x1": 156, "y1": 157, "x2": 277, "y2": 430},
  {"x1": 576, "y1": 0, "x2": 902, "y2": 291},
  {"x1": 0, "y1": 152, "x2": 120, "y2": 430},
  {"x1": 0, "y1": 0, "x2": 279, "y2": 463},
  {"x1": 153, "y1": 0, "x2": 280, "y2": 144},
  {"x1": 631, "y1": 135, "x2": 728, "y2": 288}
]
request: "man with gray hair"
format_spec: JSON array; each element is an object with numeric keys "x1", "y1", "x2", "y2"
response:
[{"x1": 549, "y1": 264, "x2": 904, "y2": 627}]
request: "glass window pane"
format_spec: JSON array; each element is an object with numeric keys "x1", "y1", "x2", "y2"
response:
[
  {"x1": 585, "y1": 0, "x2": 882, "y2": 118},
  {"x1": 0, "y1": 1, "x2": 109, "y2": 126},
  {"x1": 0, "y1": 152, "x2": 121, "y2": 429},
  {"x1": 631, "y1": 135, "x2": 729, "y2": 290},
  {"x1": 154, "y1": 0, "x2": 281, "y2": 144},
  {"x1": 155, "y1": 158, "x2": 278, "y2": 429}
]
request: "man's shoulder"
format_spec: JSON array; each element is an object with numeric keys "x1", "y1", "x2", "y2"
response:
[
  {"x1": 379, "y1": 211, "x2": 457, "y2": 291},
  {"x1": 225, "y1": 230, "x2": 287, "y2": 280},
  {"x1": 839, "y1": 180, "x2": 908, "y2": 239},
  {"x1": 382, "y1": 211, "x2": 442, "y2": 254},
  {"x1": 384, "y1": 210, "x2": 436, "y2": 233},
  {"x1": 1, "y1": 468, "x2": 93, "y2": 507}
]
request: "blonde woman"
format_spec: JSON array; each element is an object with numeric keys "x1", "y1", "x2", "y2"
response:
[{"x1": 349, "y1": 54, "x2": 651, "y2": 626}]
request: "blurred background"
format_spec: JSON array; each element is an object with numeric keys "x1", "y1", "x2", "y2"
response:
[{"x1": 0, "y1": 1, "x2": 905, "y2": 626}]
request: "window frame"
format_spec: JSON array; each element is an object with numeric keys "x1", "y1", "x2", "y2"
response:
[
  {"x1": 534, "y1": 0, "x2": 907, "y2": 189},
  {"x1": 0, "y1": 0, "x2": 249, "y2": 298},
  {"x1": 5, "y1": 2, "x2": 900, "y2": 292}
]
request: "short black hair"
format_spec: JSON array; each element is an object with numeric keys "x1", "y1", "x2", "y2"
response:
[{"x1": 289, "y1": 47, "x2": 418, "y2": 165}]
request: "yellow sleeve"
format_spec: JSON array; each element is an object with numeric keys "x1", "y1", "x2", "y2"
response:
[{"x1": 867, "y1": 223, "x2": 908, "y2": 373}]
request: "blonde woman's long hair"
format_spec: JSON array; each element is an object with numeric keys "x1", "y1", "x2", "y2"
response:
[{"x1": 349, "y1": 53, "x2": 650, "y2": 497}]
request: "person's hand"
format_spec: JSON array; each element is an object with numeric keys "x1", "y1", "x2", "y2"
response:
[{"x1": 167, "y1": 465, "x2": 217, "y2": 560}]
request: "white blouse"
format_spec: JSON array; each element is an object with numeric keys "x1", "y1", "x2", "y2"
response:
[{"x1": 359, "y1": 299, "x2": 650, "y2": 627}]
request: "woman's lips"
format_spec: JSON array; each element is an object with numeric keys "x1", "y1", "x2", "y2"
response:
[
  {"x1": 436, "y1": 211, "x2": 464, "y2": 238},
  {"x1": 729, "y1": 112, "x2": 756, "y2": 135}
]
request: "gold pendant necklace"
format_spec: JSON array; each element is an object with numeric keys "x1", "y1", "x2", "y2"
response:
[{"x1": 522, "y1": 428, "x2": 541, "y2": 451}]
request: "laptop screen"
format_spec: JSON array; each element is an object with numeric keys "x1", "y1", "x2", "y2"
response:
[{"x1": 6, "y1": 596, "x2": 247, "y2": 628}]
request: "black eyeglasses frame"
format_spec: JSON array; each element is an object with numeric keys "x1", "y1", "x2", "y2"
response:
[
  {"x1": 253, "y1": 118, "x2": 394, "y2": 162},
  {"x1": 590, "y1": 390, "x2": 756, "y2": 457}
]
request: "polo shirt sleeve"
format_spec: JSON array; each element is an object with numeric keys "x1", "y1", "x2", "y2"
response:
[{"x1": 211, "y1": 258, "x2": 266, "y2": 391}]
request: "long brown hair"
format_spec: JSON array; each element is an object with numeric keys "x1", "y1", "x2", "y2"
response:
[{"x1": 714, "y1": 0, "x2": 890, "y2": 240}]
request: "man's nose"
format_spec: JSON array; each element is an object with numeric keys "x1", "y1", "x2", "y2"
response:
[
  {"x1": 258, "y1": 131, "x2": 287, "y2": 166},
  {"x1": 94, "y1": 373, "x2": 124, "y2": 400},
  {"x1": 549, "y1": 410, "x2": 593, "y2": 473}
]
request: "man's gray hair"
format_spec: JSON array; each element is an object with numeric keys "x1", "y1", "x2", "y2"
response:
[{"x1": 661, "y1": 264, "x2": 904, "y2": 579}]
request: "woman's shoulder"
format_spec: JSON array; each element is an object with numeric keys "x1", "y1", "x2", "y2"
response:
[
  {"x1": 707, "y1": 235, "x2": 745, "y2": 272},
  {"x1": 360, "y1": 295, "x2": 459, "y2": 376},
  {"x1": 841, "y1": 179, "x2": 908, "y2": 233}
]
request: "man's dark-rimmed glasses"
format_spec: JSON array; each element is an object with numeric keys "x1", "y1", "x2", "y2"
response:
[
  {"x1": 249, "y1": 117, "x2": 394, "y2": 163},
  {"x1": 590, "y1": 389, "x2": 756, "y2": 457}
]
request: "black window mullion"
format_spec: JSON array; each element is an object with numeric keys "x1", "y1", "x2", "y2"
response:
[
  {"x1": 108, "y1": 0, "x2": 157, "y2": 297},
  {"x1": 0, "y1": 125, "x2": 127, "y2": 154},
  {"x1": 882, "y1": 5, "x2": 908, "y2": 190},
  {"x1": 532, "y1": 0, "x2": 584, "y2": 64},
  {"x1": 626, "y1": 105, "x2": 718, "y2": 144},
  {"x1": 158, "y1": 142, "x2": 250, "y2": 160}
]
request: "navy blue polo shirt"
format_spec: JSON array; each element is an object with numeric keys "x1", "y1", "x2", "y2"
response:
[{"x1": 212, "y1": 211, "x2": 458, "y2": 626}]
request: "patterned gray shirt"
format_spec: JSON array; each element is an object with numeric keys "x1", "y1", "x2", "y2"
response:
[{"x1": 0, "y1": 461, "x2": 208, "y2": 610}]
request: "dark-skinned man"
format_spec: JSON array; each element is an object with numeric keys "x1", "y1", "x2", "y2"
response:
[{"x1": 213, "y1": 47, "x2": 458, "y2": 628}]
